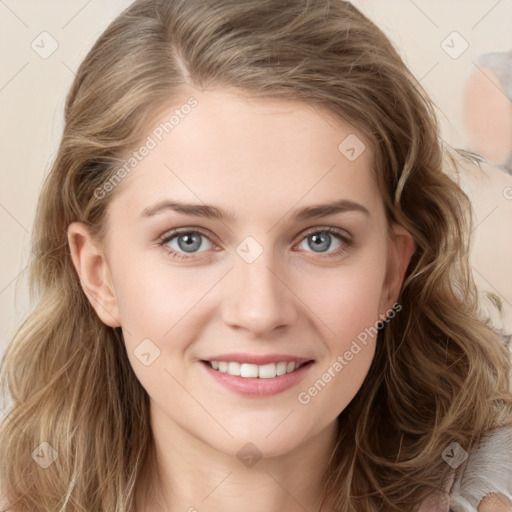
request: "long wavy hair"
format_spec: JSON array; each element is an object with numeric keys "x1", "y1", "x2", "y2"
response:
[{"x1": 1, "y1": 1, "x2": 511, "y2": 511}]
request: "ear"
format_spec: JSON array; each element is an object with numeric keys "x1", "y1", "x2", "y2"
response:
[
  {"x1": 380, "y1": 223, "x2": 415, "y2": 312},
  {"x1": 67, "y1": 221, "x2": 121, "y2": 328}
]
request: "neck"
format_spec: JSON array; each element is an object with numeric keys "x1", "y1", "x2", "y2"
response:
[{"x1": 135, "y1": 403, "x2": 340, "y2": 512}]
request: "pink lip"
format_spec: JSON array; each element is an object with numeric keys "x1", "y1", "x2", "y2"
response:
[
  {"x1": 200, "y1": 359, "x2": 315, "y2": 398},
  {"x1": 201, "y1": 352, "x2": 313, "y2": 365}
]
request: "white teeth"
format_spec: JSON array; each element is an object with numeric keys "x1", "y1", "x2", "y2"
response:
[
  {"x1": 240, "y1": 363, "x2": 259, "y2": 378},
  {"x1": 276, "y1": 362, "x2": 287, "y2": 376},
  {"x1": 227, "y1": 362, "x2": 241, "y2": 376},
  {"x1": 208, "y1": 360, "x2": 306, "y2": 378},
  {"x1": 258, "y1": 363, "x2": 276, "y2": 379}
]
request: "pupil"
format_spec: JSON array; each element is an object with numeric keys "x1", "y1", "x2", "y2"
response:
[
  {"x1": 179, "y1": 233, "x2": 201, "y2": 252},
  {"x1": 310, "y1": 232, "x2": 329, "y2": 252}
]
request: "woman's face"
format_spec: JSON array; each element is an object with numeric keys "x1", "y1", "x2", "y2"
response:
[{"x1": 69, "y1": 87, "x2": 413, "y2": 459}]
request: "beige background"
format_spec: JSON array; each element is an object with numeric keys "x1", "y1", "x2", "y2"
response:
[{"x1": 1, "y1": 0, "x2": 512, "y2": 359}]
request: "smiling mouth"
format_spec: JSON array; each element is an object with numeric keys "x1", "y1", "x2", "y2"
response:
[{"x1": 202, "y1": 360, "x2": 313, "y2": 379}]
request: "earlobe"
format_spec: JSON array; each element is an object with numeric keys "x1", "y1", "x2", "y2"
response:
[
  {"x1": 383, "y1": 223, "x2": 416, "y2": 308},
  {"x1": 67, "y1": 221, "x2": 121, "y2": 328}
]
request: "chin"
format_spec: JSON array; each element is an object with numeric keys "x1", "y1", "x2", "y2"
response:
[{"x1": 207, "y1": 425, "x2": 316, "y2": 463}]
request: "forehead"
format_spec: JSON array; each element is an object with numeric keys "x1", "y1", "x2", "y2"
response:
[{"x1": 107, "y1": 87, "x2": 381, "y2": 226}]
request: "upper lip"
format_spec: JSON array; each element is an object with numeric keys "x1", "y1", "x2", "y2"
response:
[{"x1": 202, "y1": 353, "x2": 314, "y2": 365}]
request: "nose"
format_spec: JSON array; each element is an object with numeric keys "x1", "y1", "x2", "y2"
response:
[{"x1": 221, "y1": 247, "x2": 299, "y2": 337}]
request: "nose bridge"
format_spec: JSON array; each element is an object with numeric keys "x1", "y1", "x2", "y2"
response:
[{"x1": 222, "y1": 235, "x2": 298, "y2": 335}]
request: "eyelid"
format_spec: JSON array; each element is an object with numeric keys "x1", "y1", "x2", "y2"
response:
[
  {"x1": 157, "y1": 225, "x2": 353, "y2": 258},
  {"x1": 156, "y1": 226, "x2": 219, "y2": 252},
  {"x1": 299, "y1": 225, "x2": 352, "y2": 243},
  {"x1": 157, "y1": 225, "x2": 352, "y2": 245}
]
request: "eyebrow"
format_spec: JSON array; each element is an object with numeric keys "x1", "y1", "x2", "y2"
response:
[{"x1": 138, "y1": 198, "x2": 370, "y2": 222}]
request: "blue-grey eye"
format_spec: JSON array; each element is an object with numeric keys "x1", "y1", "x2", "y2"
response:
[
  {"x1": 169, "y1": 232, "x2": 212, "y2": 253},
  {"x1": 299, "y1": 231, "x2": 343, "y2": 253}
]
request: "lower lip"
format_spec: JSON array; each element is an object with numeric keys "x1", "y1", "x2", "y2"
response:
[{"x1": 200, "y1": 361, "x2": 314, "y2": 398}]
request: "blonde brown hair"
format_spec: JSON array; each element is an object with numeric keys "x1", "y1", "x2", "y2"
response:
[{"x1": 1, "y1": 1, "x2": 511, "y2": 511}]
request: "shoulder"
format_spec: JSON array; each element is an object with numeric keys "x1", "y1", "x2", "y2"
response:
[
  {"x1": 416, "y1": 427, "x2": 512, "y2": 511},
  {"x1": 450, "y1": 427, "x2": 512, "y2": 511}
]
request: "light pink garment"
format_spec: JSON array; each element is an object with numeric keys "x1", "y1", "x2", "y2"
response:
[
  {"x1": 417, "y1": 472, "x2": 455, "y2": 512},
  {"x1": 417, "y1": 427, "x2": 512, "y2": 512}
]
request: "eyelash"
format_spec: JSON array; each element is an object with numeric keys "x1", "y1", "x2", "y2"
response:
[{"x1": 156, "y1": 226, "x2": 353, "y2": 261}]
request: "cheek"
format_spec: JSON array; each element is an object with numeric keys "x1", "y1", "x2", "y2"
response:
[
  {"x1": 111, "y1": 240, "x2": 212, "y2": 334},
  {"x1": 297, "y1": 339, "x2": 376, "y2": 430},
  {"x1": 297, "y1": 252, "x2": 388, "y2": 341},
  {"x1": 305, "y1": 269, "x2": 382, "y2": 370},
  {"x1": 112, "y1": 231, "x2": 387, "y2": 369},
  {"x1": 296, "y1": 269, "x2": 384, "y2": 419},
  {"x1": 108, "y1": 255, "x2": 185, "y2": 364},
  {"x1": 112, "y1": 266, "x2": 199, "y2": 403},
  {"x1": 294, "y1": 247, "x2": 387, "y2": 408},
  {"x1": 111, "y1": 257, "x2": 224, "y2": 385}
]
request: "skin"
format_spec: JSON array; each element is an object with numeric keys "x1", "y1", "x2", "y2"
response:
[
  {"x1": 66, "y1": 87, "x2": 507, "y2": 511},
  {"x1": 479, "y1": 495, "x2": 512, "y2": 512}
]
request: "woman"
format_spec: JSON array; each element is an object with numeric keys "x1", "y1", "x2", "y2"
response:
[{"x1": 0, "y1": 1, "x2": 511, "y2": 510}]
